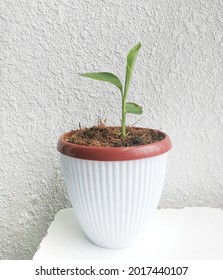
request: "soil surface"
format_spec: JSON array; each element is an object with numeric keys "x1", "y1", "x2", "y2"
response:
[{"x1": 65, "y1": 125, "x2": 165, "y2": 147}]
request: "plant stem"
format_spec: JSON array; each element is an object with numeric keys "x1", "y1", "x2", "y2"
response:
[{"x1": 121, "y1": 96, "x2": 126, "y2": 137}]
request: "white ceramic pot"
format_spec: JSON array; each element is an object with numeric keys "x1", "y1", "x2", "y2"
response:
[{"x1": 58, "y1": 129, "x2": 172, "y2": 248}]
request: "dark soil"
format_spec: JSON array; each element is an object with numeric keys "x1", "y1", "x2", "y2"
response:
[{"x1": 65, "y1": 125, "x2": 165, "y2": 147}]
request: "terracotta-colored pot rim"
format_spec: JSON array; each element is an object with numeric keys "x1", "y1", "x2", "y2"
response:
[{"x1": 57, "y1": 128, "x2": 172, "y2": 161}]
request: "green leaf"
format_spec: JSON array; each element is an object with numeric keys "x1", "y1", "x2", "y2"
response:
[
  {"x1": 126, "y1": 102, "x2": 143, "y2": 114},
  {"x1": 124, "y1": 42, "x2": 141, "y2": 97},
  {"x1": 81, "y1": 72, "x2": 123, "y2": 94}
]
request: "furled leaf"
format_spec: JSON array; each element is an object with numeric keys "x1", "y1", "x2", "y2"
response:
[
  {"x1": 81, "y1": 72, "x2": 123, "y2": 94},
  {"x1": 124, "y1": 42, "x2": 141, "y2": 97},
  {"x1": 126, "y1": 102, "x2": 143, "y2": 114}
]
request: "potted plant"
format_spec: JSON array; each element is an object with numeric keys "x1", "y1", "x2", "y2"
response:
[{"x1": 57, "y1": 43, "x2": 172, "y2": 249}]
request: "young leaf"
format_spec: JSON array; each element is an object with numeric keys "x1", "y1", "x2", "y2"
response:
[
  {"x1": 124, "y1": 42, "x2": 141, "y2": 97},
  {"x1": 126, "y1": 102, "x2": 143, "y2": 115},
  {"x1": 81, "y1": 72, "x2": 123, "y2": 94}
]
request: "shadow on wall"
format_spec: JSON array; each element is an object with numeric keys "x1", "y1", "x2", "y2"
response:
[{"x1": 1, "y1": 171, "x2": 70, "y2": 260}]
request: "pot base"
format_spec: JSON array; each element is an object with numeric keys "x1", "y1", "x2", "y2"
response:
[{"x1": 87, "y1": 236, "x2": 142, "y2": 249}]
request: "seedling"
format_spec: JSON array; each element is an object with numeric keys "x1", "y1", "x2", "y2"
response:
[{"x1": 81, "y1": 43, "x2": 142, "y2": 137}]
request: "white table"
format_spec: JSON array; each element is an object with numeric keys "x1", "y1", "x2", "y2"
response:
[{"x1": 33, "y1": 207, "x2": 223, "y2": 260}]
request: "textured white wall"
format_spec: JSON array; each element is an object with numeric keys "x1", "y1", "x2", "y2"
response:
[{"x1": 0, "y1": 0, "x2": 223, "y2": 259}]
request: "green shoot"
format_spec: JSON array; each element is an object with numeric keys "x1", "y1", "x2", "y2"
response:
[{"x1": 81, "y1": 43, "x2": 142, "y2": 137}]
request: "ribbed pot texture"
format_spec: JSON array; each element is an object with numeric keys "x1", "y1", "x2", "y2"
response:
[{"x1": 58, "y1": 129, "x2": 172, "y2": 248}]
